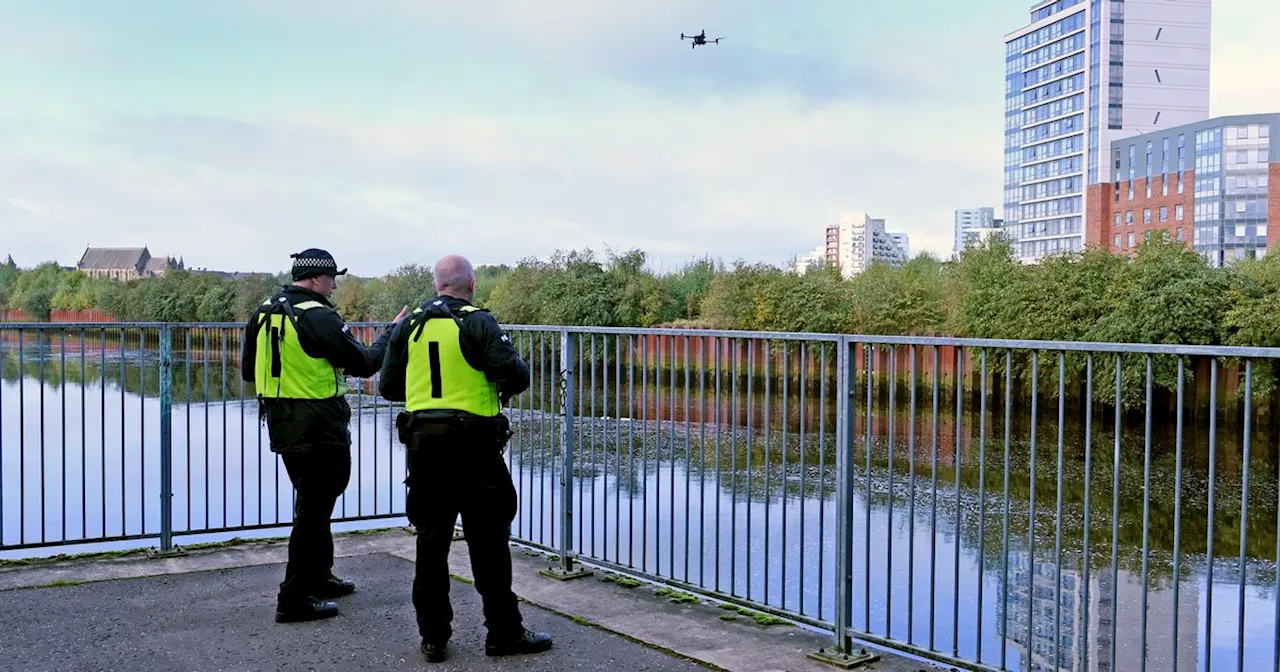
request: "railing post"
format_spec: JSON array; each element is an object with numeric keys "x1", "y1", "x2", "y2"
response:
[
  {"x1": 810, "y1": 336, "x2": 879, "y2": 669},
  {"x1": 542, "y1": 328, "x2": 591, "y2": 581},
  {"x1": 151, "y1": 324, "x2": 184, "y2": 557}
]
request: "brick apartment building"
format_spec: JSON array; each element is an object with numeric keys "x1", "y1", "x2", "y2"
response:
[{"x1": 1086, "y1": 113, "x2": 1279, "y2": 266}]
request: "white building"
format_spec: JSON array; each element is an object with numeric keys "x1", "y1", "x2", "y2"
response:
[
  {"x1": 954, "y1": 207, "x2": 998, "y2": 255},
  {"x1": 1002, "y1": 0, "x2": 1211, "y2": 263},
  {"x1": 794, "y1": 212, "x2": 909, "y2": 278}
]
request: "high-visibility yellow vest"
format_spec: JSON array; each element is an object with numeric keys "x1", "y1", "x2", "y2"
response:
[
  {"x1": 253, "y1": 297, "x2": 348, "y2": 399},
  {"x1": 404, "y1": 301, "x2": 501, "y2": 416}
]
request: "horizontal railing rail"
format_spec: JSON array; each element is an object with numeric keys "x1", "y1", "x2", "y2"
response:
[{"x1": 2, "y1": 320, "x2": 1278, "y2": 671}]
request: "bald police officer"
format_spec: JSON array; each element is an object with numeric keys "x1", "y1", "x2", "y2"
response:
[{"x1": 378, "y1": 254, "x2": 552, "y2": 664}]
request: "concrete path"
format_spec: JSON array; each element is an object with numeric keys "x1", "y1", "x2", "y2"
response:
[
  {"x1": 0, "y1": 552, "x2": 706, "y2": 672},
  {"x1": 0, "y1": 529, "x2": 942, "y2": 672}
]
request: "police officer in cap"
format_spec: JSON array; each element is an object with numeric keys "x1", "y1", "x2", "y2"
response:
[
  {"x1": 240, "y1": 248, "x2": 410, "y2": 623},
  {"x1": 378, "y1": 254, "x2": 552, "y2": 663}
]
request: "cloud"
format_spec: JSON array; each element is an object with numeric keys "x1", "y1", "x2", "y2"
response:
[{"x1": 3, "y1": 83, "x2": 997, "y2": 275}]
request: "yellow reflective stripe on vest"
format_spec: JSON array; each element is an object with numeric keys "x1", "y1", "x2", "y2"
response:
[
  {"x1": 404, "y1": 306, "x2": 500, "y2": 416},
  {"x1": 253, "y1": 299, "x2": 348, "y2": 399}
]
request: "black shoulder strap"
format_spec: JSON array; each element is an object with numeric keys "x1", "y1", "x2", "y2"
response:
[{"x1": 410, "y1": 299, "x2": 474, "y2": 343}]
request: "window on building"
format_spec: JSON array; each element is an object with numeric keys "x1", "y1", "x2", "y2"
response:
[
  {"x1": 1177, "y1": 228, "x2": 1184, "y2": 241},
  {"x1": 1238, "y1": 151, "x2": 1249, "y2": 163},
  {"x1": 1146, "y1": 182, "x2": 1152, "y2": 198},
  {"x1": 1114, "y1": 213, "x2": 1121, "y2": 226},
  {"x1": 1126, "y1": 211, "x2": 1134, "y2": 225},
  {"x1": 1176, "y1": 204, "x2": 1185, "y2": 220},
  {"x1": 1128, "y1": 232, "x2": 1136, "y2": 247},
  {"x1": 1261, "y1": 174, "x2": 1270, "y2": 188},
  {"x1": 1261, "y1": 149, "x2": 1271, "y2": 162},
  {"x1": 1144, "y1": 208, "x2": 1152, "y2": 223},
  {"x1": 1178, "y1": 175, "x2": 1184, "y2": 194},
  {"x1": 1114, "y1": 234, "x2": 1122, "y2": 248},
  {"x1": 1162, "y1": 178, "x2": 1168, "y2": 196},
  {"x1": 1160, "y1": 206, "x2": 1168, "y2": 222}
]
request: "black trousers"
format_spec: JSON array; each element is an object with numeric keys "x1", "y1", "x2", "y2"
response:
[
  {"x1": 405, "y1": 429, "x2": 522, "y2": 644},
  {"x1": 278, "y1": 445, "x2": 352, "y2": 600}
]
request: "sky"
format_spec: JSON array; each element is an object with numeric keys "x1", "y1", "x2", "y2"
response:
[{"x1": 1, "y1": 0, "x2": 1277, "y2": 277}]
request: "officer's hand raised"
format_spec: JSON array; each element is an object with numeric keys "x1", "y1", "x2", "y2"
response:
[{"x1": 393, "y1": 305, "x2": 411, "y2": 323}]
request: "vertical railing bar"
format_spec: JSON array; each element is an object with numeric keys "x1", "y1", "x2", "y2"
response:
[
  {"x1": 60, "y1": 328, "x2": 67, "y2": 542},
  {"x1": 577, "y1": 333, "x2": 585, "y2": 555},
  {"x1": 559, "y1": 329, "x2": 575, "y2": 573},
  {"x1": 699, "y1": 335, "x2": 707, "y2": 587},
  {"x1": 731, "y1": 338, "x2": 738, "y2": 595},
  {"x1": 951, "y1": 345, "x2": 962, "y2": 657},
  {"x1": 159, "y1": 326, "x2": 173, "y2": 551},
  {"x1": 591, "y1": 334, "x2": 598, "y2": 559},
  {"x1": 781, "y1": 341, "x2": 789, "y2": 610},
  {"x1": 185, "y1": 329, "x2": 192, "y2": 529},
  {"x1": 80, "y1": 330, "x2": 86, "y2": 540},
  {"x1": 1206, "y1": 357, "x2": 1218, "y2": 672},
  {"x1": 1109, "y1": 354, "x2": 1121, "y2": 672},
  {"x1": 0, "y1": 328, "x2": 6, "y2": 545},
  {"x1": 683, "y1": 335, "x2": 691, "y2": 584},
  {"x1": 203, "y1": 328, "x2": 210, "y2": 527},
  {"x1": 1000, "y1": 350, "x2": 1011, "y2": 669},
  {"x1": 1171, "y1": 356, "x2": 1185, "y2": 672},
  {"x1": 120, "y1": 328, "x2": 125, "y2": 535},
  {"x1": 908, "y1": 344, "x2": 918, "y2": 646},
  {"x1": 100, "y1": 327, "x2": 106, "y2": 539},
  {"x1": 865, "y1": 344, "x2": 874, "y2": 632},
  {"x1": 929, "y1": 345, "x2": 939, "y2": 651},
  {"x1": 1027, "y1": 351, "x2": 1038, "y2": 661},
  {"x1": 39, "y1": 326, "x2": 45, "y2": 543},
  {"x1": 818, "y1": 341, "x2": 827, "y2": 621},
  {"x1": 976, "y1": 349, "x2": 987, "y2": 664},
  {"x1": 764, "y1": 339, "x2": 771, "y2": 604},
  {"x1": 715, "y1": 336, "x2": 723, "y2": 593},
  {"x1": 1053, "y1": 351, "x2": 1065, "y2": 671},
  {"x1": 628, "y1": 334, "x2": 636, "y2": 568},
  {"x1": 221, "y1": 328, "x2": 228, "y2": 528},
  {"x1": 642, "y1": 334, "x2": 649, "y2": 573},
  {"x1": 886, "y1": 345, "x2": 896, "y2": 637},
  {"x1": 1140, "y1": 355, "x2": 1153, "y2": 672},
  {"x1": 541, "y1": 332, "x2": 548, "y2": 545},
  {"x1": 1080, "y1": 353, "x2": 1094, "y2": 672},
  {"x1": 19, "y1": 330, "x2": 25, "y2": 545},
  {"x1": 142, "y1": 329, "x2": 148, "y2": 536},
  {"x1": 747, "y1": 338, "x2": 757, "y2": 601},
  {"x1": 834, "y1": 336, "x2": 854, "y2": 654},
  {"x1": 799, "y1": 341, "x2": 807, "y2": 617},
  {"x1": 615, "y1": 335, "x2": 623, "y2": 564},
  {"x1": 670, "y1": 335, "x2": 677, "y2": 580},
  {"x1": 239, "y1": 329, "x2": 246, "y2": 530},
  {"x1": 1237, "y1": 360, "x2": 1253, "y2": 672}
]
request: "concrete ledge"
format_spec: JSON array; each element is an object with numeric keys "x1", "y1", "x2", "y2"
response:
[{"x1": 2, "y1": 528, "x2": 940, "y2": 672}]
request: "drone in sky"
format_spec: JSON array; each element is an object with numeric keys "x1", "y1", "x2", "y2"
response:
[{"x1": 680, "y1": 30, "x2": 724, "y2": 49}]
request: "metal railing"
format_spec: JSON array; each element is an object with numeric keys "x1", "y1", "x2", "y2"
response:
[{"x1": 2, "y1": 321, "x2": 1279, "y2": 671}]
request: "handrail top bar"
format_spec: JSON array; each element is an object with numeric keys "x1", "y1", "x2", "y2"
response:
[{"x1": 5, "y1": 320, "x2": 1280, "y2": 359}]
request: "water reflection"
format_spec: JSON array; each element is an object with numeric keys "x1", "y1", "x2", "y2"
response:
[{"x1": 2, "y1": 330, "x2": 1279, "y2": 671}]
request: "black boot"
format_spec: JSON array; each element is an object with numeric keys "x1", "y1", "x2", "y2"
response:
[
  {"x1": 275, "y1": 595, "x2": 339, "y2": 623},
  {"x1": 485, "y1": 628, "x2": 553, "y2": 657},
  {"x1": 420, "y1": 640, "x2": 449, "y2": 663},
  {"x1": 312, "y1": 575, "x2": 356, "y2": 599}
]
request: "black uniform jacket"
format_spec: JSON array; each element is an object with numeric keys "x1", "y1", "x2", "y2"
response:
[
  {"x1": 378, "y1": 295, "x2": 530, "y2": 412},
  {"x1": 240, "y1": 285, "x2": 393, "y2": 452}
]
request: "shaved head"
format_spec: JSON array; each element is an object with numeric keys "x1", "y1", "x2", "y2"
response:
[{"x1": 433, "y1": 254, "x2": 476, "y2": 300}]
